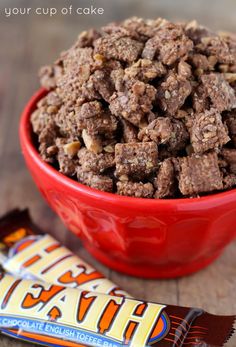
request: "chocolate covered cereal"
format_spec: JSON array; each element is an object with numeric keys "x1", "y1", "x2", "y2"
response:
[{"x1": 31, "y1": 17, "x2": 236, "y2": 198}]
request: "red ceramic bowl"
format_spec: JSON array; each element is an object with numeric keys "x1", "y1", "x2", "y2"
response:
[{"x1": 20, "y1": 89, "x2": 236, "y2": 278}]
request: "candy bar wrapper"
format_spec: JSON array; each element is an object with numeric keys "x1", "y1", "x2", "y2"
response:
[
  {"x1": 0, "y1": 209, "x2": 128, "y2": 297},
  {"x1": 0, "y1": 272, "x2": 234, "y2": 347},
  {"x1": 0, "y1": 211, "x2": 235, "y2": 347}
]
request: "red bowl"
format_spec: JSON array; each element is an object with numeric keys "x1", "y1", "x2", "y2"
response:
[{"x1": 19, "y1": 89, "x2": 236, "y2": 278}]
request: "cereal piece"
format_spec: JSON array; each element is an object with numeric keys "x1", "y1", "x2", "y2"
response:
[
  {"x1": 223, "y1": 174, "x2": 236, "y2": 189},
  {"x1": 110, "y1": 79, "x2": 156, "y2": 126},
  {"x1": 80, "y1": 76, "x2": 101, "y2": 101},
  {"x1": 189, "y1": 54, "x2": 211, "y2": 71},
  {"x1": 82, "y1": 129, "x2": 102, "y2": 154},
  {"x1": 31, "y1": 109, "x2": 50, "y2": 136},
  {"x1": 101, "y1": 23, "x2": 132, "y2": 38},
  {"x1": 57, "y1": 154, "x2": 78, "y2": 176},
  {"x1": 122, "y1": 16, "x2": 167, "y2": 40},
  {"x1": 184, "y1": 20, "x2": 214, "y2": 44},
  {"x1": 57, "y1": 70, "x2": 88, "y2": 105},
  {"x1": 115, "y1": 142, "x2": 158, "y2": 178},
  {"x1": 78, "y1": 101, "x2": 103, "y2": 119},
  {"x1": 125, "y1": 59, "x2": 166, "y2": 82},
  {"x1": 157, "y1": 73, "x2": 192, "y2": 115},
  {"x1": 55, "y1": 104, "x2": 80, "y2": 139},
  {"x1": 78, "y1": 148, "x2": 115, "y2": 173},
  {"x1": 56, "y1": 47, "x2": 96, "y2": 104},
  {"x1": 221, "y1": 148, "x2": 236, "y2": 164},
  {"x1": 138, "y1": 117, "x2": 189, "y2": 151},
  {"x1": 90, "y1": 70, "x2": 115, "y2": 102},
  {"x1": 142, "y1": 22, "x2": 193, "y2": 65},
  {"x1": 31, "y1": 92, "x2": 62, "y2": 135},
  {"x1": 46, "y1": 91, "x2": 62, "y2": 107},
  {"x1": 192, "y1": 84, "x2": 210, "y2": 113},
  {"x1": 77, "y1": 29, "x2": 101, "y2": 48},
  {"x1": 78, "y1": 111, "x2": 117, "y2": 136},
  {"x1": 189, "y1": 53, "x2": 210, "y2": 71},
  {"x1": 168, "y1": 119, "x2": 189, "y2": 151},
  {"x1": 94, "y1": 34, "x2": 143, "y2": 63},
  {"x1": 219, "y1": 30, "x2": 236, "y2": 46},
  {"x1": 63, "y1": 47, "x2": 94, "y2": 73},
  {"x1": 198, "y1": 36, "x2": 234, "y2": 64},
  {"x1": 138, "y1": 117, "x2": 172, "y2": 144},
  {"x1": 56, "y1": 138, "x2": 79, "y2": 176},
  {"x1": 38, "y1": 121, "x2": 59, "y2": 162},
  {"x1": 178, "y1": 152, "x2": 223, "y2": 195},
  {"x1": 76, "y1": 167, "x2": 113, "y2": 192},
  {"x1": 208, "y1": 55, "x2": 218, "y2": 69},
  {"x1": 191, "y1": 108, "x2": 230, "y2": 153},
  {"x1": 121, "y1": 119, "x2": 138, "y2": 143},
  {"x1": 221, "y1": 148, "x2": 236, "y2": 174},
  {"x1": 39, "y1": 63, "x2": 63, "y2": 90},
  {"x1": 154, "y1": 159, "x2": 176, "y2": 198},
  {"x1": 178, "y1": 60, "x2": 192, "y2": 79},
  {"x1": 46, "y1": 145, "x2": 58, "y2": 156},
  {"x1": 111, "y1": 68, "x2": 125, "y2": 92},
  {"x1": 224, "y1": 111, "x2": 236, "y2": 145},
  {"x1": 201, "y1": 73, "x2": 236, "y2": 112},
  {"x1": 117, "y1": 181, "x2": 154, "y2": 198},
  {"x1": 80, "y1": 62, "x2": 122, "y2": 102}
]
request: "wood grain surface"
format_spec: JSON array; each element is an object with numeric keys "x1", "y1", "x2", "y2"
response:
[{"x1": 0, "y1": 0, "x2": 236, "y2": 346}]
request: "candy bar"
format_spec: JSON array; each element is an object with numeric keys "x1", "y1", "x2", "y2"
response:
[
  {"x1": 0, "y1": 209, "x2": 127, "y2": 297},
  {"x1": 0, "y1": 272, "x2": 234, "y2": 347}
]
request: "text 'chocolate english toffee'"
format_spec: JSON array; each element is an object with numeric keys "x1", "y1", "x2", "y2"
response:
[
  {"x1": 0, "y1": 273, "x2": 234, "y2": 347},
  {"x1": 0, "y1": 209, "x2": 128, "y2": 296}
]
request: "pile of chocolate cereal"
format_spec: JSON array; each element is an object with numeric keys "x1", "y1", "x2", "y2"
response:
[{"x1": 31, "y1": 17, "x2": 236, "y2": 198}]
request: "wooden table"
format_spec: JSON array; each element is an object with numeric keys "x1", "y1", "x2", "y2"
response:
[{"x1": 0, "y1": 0, "x2": 236, "y2": 345}]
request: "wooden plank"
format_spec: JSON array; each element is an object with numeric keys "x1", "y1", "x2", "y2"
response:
[{"x1": 178, "y1": 242, "x2": 236, "y2": 315}]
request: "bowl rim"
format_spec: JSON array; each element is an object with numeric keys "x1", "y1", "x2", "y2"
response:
[{"x1": 20, "y1": 88, "x2": 236, "y2": 207}]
